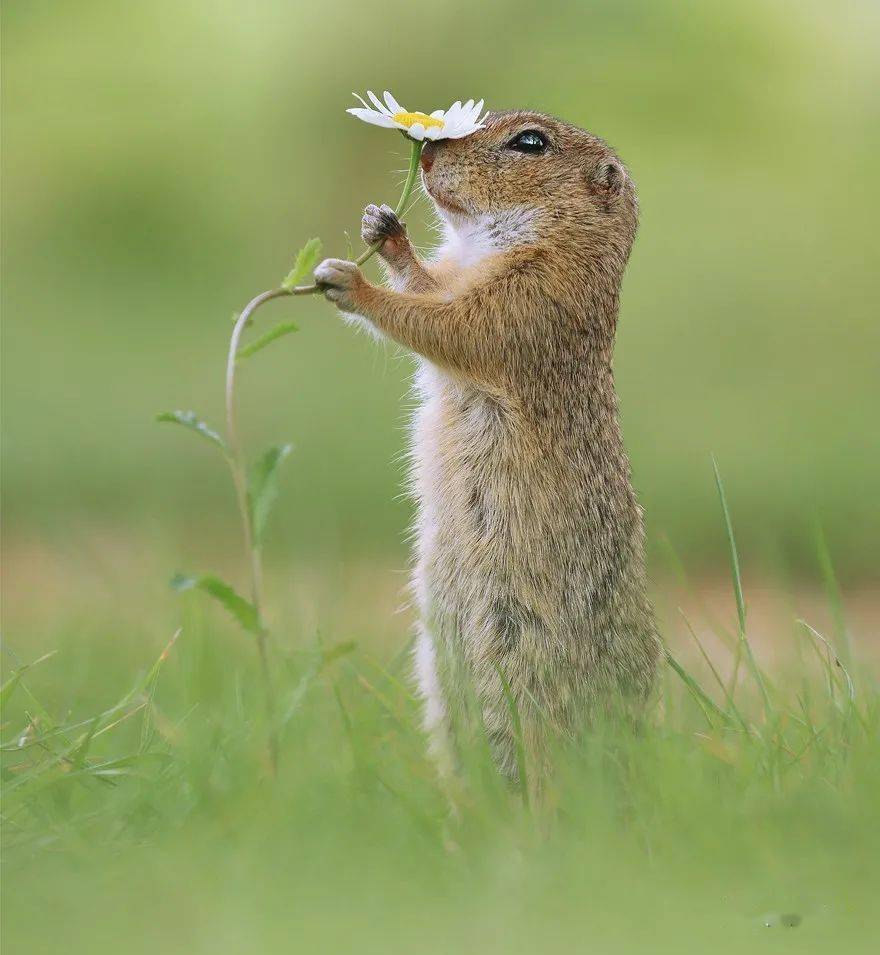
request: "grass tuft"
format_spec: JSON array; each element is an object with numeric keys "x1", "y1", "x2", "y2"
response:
[{"x1": 2, "y1": 492, "x2": 877, "y2": 953}]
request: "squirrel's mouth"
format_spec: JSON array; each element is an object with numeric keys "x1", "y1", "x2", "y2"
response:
[{"x1": 424, "y1": 182, "x2": 470, "y2": 218}]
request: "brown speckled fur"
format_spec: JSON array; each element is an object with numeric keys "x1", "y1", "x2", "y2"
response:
[{"x1": 315, "y1": 111, "x2": 661, "y2": 783}]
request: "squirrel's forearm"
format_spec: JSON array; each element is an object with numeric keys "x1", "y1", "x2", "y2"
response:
[
  {"x1": 379, "y1": 241, "x2": 441, "y2": 295},
  {"x1": 353, "y1": 280, "x2": 503, "y2": 380},
  {"x1": 353, "y1": 251, "x2": 542, "y2": 381},
  {"x1": 357, "y1": 250, "x2": 546, "y2": 382}
]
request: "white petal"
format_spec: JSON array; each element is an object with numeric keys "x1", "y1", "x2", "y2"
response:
[
  {"x1": 383, "y1": 90, "x2": 404, "y2": 114},
  {"x1": 348, "y1": 95, "x2": 492, "y2": 142},
  {"x1": 445, "y1": 116, "x2": 483, "y2": 139},
  {"x1": 347, "y1": 108, "x2": 398, "y2": 128},
  {"x1": 440, "y1": 111, "x2": 458, "y2": 132},
  {"x1": 352, "y1": 92, "x2": 372, "y2": 110},
  {"x1": 366, "y1": 90, "x2": 390, "y2": 115}
]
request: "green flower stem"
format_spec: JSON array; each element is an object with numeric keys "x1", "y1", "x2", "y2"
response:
[
  {"x1": 222, "y1": 136, "x2": 424, "y2": 775},
  {"x1": 355, "y1": 136, "x2": 423, "y2": 268},
  {"x1": 225, "y1": 135, "x2": 426, "y2": 581},
  {"x1": 226, "y1": 288, "x2": 281, "y2": 775},
  {"x1": 224, "y1": 134, "x2": 425, "y2": 607},
  {"x1": 287, "y1": 136, "x2": 423, "y2": 294}
]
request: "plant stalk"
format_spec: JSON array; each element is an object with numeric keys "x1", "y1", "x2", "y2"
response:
[
  {"x1": 221, "y1": 136, "x2": 424, "y2": 776},
  {"x1": 354, "y1": 137, "x2": 423, "y2": 267},
  {"x1": 226, "y1": 289, "x2": 284, "y2": 775},
  {"x1": 290, "y1": 137, "x2": 423, "y2": 294}
]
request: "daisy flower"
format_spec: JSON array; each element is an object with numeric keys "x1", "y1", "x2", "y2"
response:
[{"x1": 347, "y1": 91, "x2": 487, "y2": 141}]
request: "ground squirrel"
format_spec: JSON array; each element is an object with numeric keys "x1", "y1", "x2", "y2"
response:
[{"x1": 315, "y1": 111, "x2": 661, "y2": 781}]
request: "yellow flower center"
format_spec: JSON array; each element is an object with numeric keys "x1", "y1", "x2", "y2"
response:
[{"x1": 393, "y1": 111, "x2": 444, "y2": 130}]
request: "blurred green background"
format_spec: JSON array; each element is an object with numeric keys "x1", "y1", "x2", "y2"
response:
[
  {"x1": 3, "y1": 6, "x2": 880, "y2": 953},
  {"x1": 3, "y1": 0, "x2": 879, "y2": 586}
]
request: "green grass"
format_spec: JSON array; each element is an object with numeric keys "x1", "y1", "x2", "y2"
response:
[
  {"x1": 3, "y1": 4, "x2": 879, "y2": 949},
  {"x1": 3, "y1": 525, "x2": 877, "y2": 953}
]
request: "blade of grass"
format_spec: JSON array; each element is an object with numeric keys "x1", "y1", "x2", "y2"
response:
[
  {"x1": 361, "y1": 653, "x2": 419, "y2": 704},
  {"x1": 658, "y1": 536, "x2": 738, "y2": 652},
  {"x1": 0, "y1": 652, "x2": 58, "y2": 714},
  {"x1": 678, "y1": 610, "x2": 749, "y2": 732},
  {"x1": 352, "y1": 667, "x2": 420, "y2": 739},
  {"x1": 712, "y1": 456, "x2": 772, "y2": 718},
  {"x1": 663, "y1": 649, "x2": 727, "y2": 731},
  {"x1": 279, "y1": 640, "x2": 357, "y2": 730},
  {"x1": 797, "y1": 619, "x2": 856, "y2": 706},
  {"x1": 140, "y1": 629, "x2": 182, "y2": 753},
  {"x1": 71, "y1": 716, "x2": 101, "y2": 771},
  {"x1": 813, "y1": 520, "x2": 852, "y2": 667}
]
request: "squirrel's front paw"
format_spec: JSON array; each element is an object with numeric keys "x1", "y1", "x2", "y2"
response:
[
  {"x1": 361, "y1": 203, "x2": 406, "y2": 251},
  {"x1": 314, "y1": 258, "x2": 365, "y2": 312}
]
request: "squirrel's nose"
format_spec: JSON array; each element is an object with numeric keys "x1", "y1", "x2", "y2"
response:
[{"x1": 420, "y1": 142, "x2": 436, "y2": 173}]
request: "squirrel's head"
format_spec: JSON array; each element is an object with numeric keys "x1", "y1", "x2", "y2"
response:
[{"x1": 420, "y1": 110, "x2": 637, "y2": 246}]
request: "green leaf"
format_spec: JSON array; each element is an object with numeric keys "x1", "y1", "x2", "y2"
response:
[
  {"x1": 236, "y1": 322, "x2": 299, "y2": 362},
  {"x1": 281, "y1": 237, "x2": 322, "y2": 290},
  {"x1": 248, "y1": 444, "x2": 293, "y2": 547},
  {"x1": 171, "y1": 574, "x2": 262, "y2": 635},
  {"x1": 156, "y1": 411, "x2": 227, "y2": 453}
]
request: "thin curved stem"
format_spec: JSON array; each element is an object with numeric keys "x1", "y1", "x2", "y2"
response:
[
  {"x1": 288, "y1": 137, "x2": 424, "y2": 294},
  {"x1": 355, "y1": 137, "x2": 423, "y2": 267},
  {"x1": 225, "y1": 288, "x2": 286, "y2": 775},
  {"x1": 225, "y1": 138, "x2": 423, "y2": 602},
  {"x1": 226, "y1": 288, "x2": 288, "y2": 613},
  {"x1": 222, "y1": 135, "x2": 424, "y2": 777}
]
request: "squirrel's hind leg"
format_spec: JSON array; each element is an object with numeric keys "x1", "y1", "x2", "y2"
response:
[{"x1": 413, "y1": 623, "x2": 457, "y2": 784}]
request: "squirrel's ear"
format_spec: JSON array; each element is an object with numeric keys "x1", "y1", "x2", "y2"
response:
[{"x1": 589, "y1": 159, "x2": 626, "y2": 198}]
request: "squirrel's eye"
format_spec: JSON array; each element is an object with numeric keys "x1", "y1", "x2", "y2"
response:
[{"x1": 506, "y1": 130, "x2": 549, "y2": 154}]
